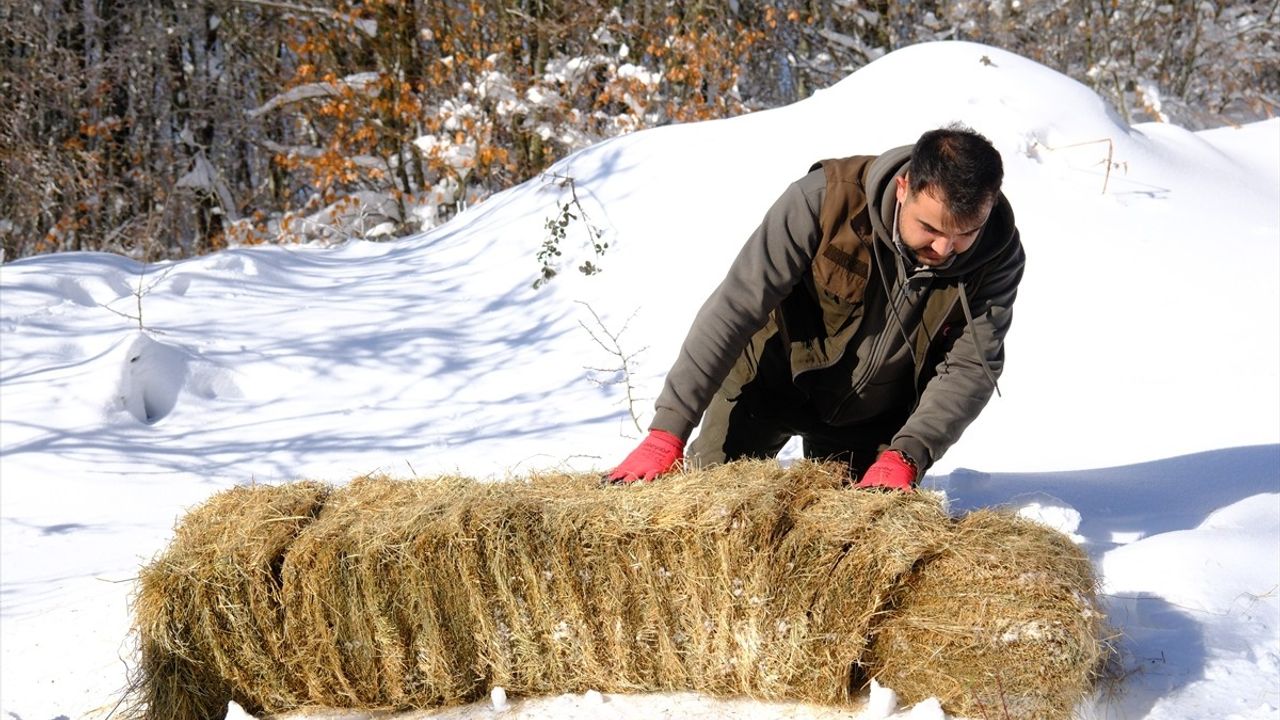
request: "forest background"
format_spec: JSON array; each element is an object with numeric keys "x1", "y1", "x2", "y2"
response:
[{"x1": 2, "y1": 0, "x2": 1276, "y2": 263}]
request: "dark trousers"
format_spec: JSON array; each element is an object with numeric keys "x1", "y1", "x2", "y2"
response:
[{"x1": 687, "y1": 370, "x2": 906, "y2": 481}]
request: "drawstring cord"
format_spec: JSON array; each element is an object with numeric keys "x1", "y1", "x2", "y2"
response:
[
  {"x1": 957, "y1": 280, "x2": 1002, "y2": 397},
  {"x1": 883, "y1": 200, "x2": 920, "y2": 367},
  {"x1": 889, "y1": 199, "x2": 1002, "y2": 399},
  {"x1": 883, "y1": 200, "x2": 921, "y2": 406}
]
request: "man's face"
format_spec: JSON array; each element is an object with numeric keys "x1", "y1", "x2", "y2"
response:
[{"x1": 894, "y1": 174, "x2": 992, "y2": 267}]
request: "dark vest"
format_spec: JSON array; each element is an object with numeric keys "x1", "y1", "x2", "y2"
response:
[{"x1": 775, "y1": 156, "x2": 971, "y2": 394}]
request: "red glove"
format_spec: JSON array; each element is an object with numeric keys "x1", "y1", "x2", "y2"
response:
[
  {"x1": 855, "y1": 451, "x2": 917, "y2": 492},
  {"x1": 608, "y1": 430, "x2": 684, "y2": 483}
]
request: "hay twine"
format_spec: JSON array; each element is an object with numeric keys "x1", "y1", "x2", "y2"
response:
[{"x1": 127, "y1": 461, "x2": 1110, "y2": 719}]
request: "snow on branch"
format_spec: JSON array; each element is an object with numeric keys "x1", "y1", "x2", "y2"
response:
[
  {"x1": 247, "y1": 72, "x2": 381, "y2": 119},
  {"x1": 228, "y1": 0, "x2": 377, "y2": 36}
]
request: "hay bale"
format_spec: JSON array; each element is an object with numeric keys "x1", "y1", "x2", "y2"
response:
[
  {"x1": 129, "y1": 461, "x2": 1107, "y2": 719},
  {"x1": 273, "y1": 461, "x2": 938, "y2": 707},
  {"x1": 862, "y1": 510, "x2": 1110, "y2": 719},
  {"x1": 132, "y1": 481, "x2": 331, "y2": 719}
]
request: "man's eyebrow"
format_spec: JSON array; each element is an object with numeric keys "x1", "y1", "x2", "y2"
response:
[{"x1": 919, "y1": 219, "x2": 985, "y2": 235}]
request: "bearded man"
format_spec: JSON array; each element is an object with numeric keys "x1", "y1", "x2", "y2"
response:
[{"x1": 609, "y1": 125, "x2": 1024, "y2": 492}]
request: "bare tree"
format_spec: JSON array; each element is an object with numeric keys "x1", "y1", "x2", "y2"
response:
[{"x1": 2, "y1": 0, "x2": 1274, "y2": 263}]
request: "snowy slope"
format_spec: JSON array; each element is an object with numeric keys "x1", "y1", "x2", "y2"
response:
[{"x1": 1, "y1": 41, "x2": 1277, "y2": 719}]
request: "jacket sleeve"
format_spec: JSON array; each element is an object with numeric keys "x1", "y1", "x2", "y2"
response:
[
  {"x1": 650, "y1": 171, "x2": 826, "y2": 440},
  {"x1": 889, "y1": 232, "x2": 1025, "y2": 470}
]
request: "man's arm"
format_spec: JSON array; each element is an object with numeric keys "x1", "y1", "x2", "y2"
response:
[
  {"x1": 608, "y1": 172, "x2": 825, "y2": 483},
  {"x1": 649, "y1": 171, "x2": 827, "y2": 441},
  {"x1": 889, "y1": 232, "x2": 1025, "y2": 471}
]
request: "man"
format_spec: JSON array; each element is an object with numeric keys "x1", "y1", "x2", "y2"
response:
[{"x1": 608, "y1": 125, "x2": 1024, "y2": 491}]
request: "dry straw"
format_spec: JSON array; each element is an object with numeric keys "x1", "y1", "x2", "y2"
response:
[
  {"x1": 129, "y1": 461, "x2": 1108, "y2": 719},
  {"x1": 864, "y1": 510, "x2": 1110, "y2": 719}
]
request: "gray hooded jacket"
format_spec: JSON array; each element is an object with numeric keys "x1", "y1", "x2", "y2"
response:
[{"x1": 649, "y1": 145, "x2": 1025, "y2": 472}]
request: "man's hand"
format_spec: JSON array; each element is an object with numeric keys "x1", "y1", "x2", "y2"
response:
[
  {"x1": 607, "y1": 430, "x2": 685, "y2": 483},
  {"x1": 855, "y1": 451, "x2": 917, "y2": 492}
]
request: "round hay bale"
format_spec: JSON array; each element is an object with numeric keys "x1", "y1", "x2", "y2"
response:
[{"x1": 862, "y1": 509, "x2": 1110, "y2": 719}]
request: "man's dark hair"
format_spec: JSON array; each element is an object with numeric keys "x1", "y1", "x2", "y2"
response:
[{"x1": 907, "y1": 124, "x2": 1004, "y2": 223}]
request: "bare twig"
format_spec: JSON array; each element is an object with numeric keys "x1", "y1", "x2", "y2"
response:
[
  {"x1": 575, "y1": 301, "x2": 647, "y2": 435},
  {"x1": 101, "y1": 264, "x2": 176, "y2": 332},
  {"x1": 971, "y1": 691, "x2": 990, "y2": 719},
  {"x1": 134, "y1": 265, "x2": 145, "y2": 329},
  {"x1": 1030, "y1": 137, "x2": 1123, "y2": 194},
  {"x1": 996, "y1": 672, "x2": 1011, "y2": 719}
]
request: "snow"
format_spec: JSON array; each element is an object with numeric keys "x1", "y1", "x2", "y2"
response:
[
  {"x1": 247, "y1": 72, "x2": 382, "y2": 119},
  {"x1": 862, "y1": 679, "x2": 901, "y2": 719},
  {"x1": 491, "y1": 687, "x2": 509, "y2": 711},
  {"x1": 2, "y1": 41, "x2": 1278, "y2": 720}
]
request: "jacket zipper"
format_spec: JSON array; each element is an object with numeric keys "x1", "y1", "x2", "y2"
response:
[{"x1": 825, "y1": 266, "x2": 912, "y2": 421}]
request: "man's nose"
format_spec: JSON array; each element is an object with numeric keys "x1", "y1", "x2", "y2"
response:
[{"x1": 934, "y1": 236, "x2": 955, "y2": 255}]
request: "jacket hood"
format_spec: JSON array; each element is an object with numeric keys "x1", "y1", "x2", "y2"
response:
[{"x1": 864, "y1": 144, "x2": 1017, "y2": 279}]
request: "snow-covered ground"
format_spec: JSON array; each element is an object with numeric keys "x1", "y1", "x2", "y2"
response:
[{"x1": 2, "y1": 42, "x2": 1277, "y2": 720}]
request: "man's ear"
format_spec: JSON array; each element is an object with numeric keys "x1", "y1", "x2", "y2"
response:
[{"x1": 895, "y1": 174, "x2": 909, "y2": 204}]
